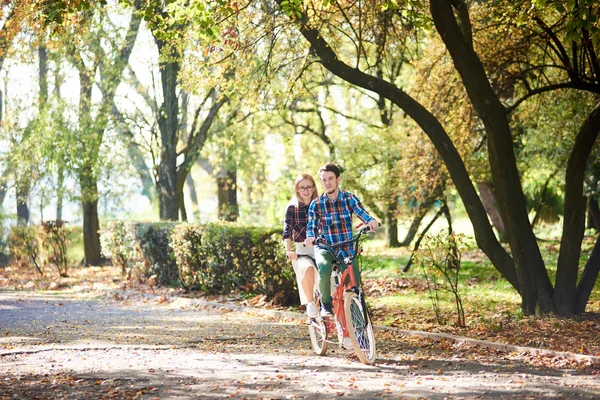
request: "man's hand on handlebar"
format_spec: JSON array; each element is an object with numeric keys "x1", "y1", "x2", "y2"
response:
[
  {"x1": 305, "y1": 237, "x2": 315, "y2": 246},
  {"x1": 367, "y1": 220, "x2": 380, "y2": 232}
]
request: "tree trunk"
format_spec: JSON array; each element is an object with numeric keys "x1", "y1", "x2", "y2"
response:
[
  {"x1": 176, "y1": 171, "x2": 187, "y2": 222},
  {"x1": 477, "y1": 181, "x2": 506, "y2": 242},
  {"x1": 57, "y1": 165, "x2": 64, "y2": 220},
  {"x1": 156, "y1": 55, "x2": 180, "y2": 221},
  {"x1": 154, "y1": 31, "x2": 181, "y2": 221},
  {"x1": 430, "y1": 0, "x2": 553, "y2": 314},
  {"x1": 80, "y1": 169, "x2": 102, "y2": 265},
  {"x1": 575, "y1": 233, "x2": 600, "y2": 313},
  {"x1": 217, "y1": 167, "x2": 238, "y2": 222},
  {"x1": 400, "y1": 195, "x2": 438, "y2": 247},
  {"x1": 400, "y1": 213, "x2": 425, "y2": 247},
  {"x1": 587, "y1": 196, "x2": 600, "y2": 230},
  {"x1": 555, "y1": 101, "x2": 600, "y2": 315},
  {"x1": 385, "y1": 210, "x2": 400, "y2": 248},
  {"x1": 186, "y1": 173, "x2": 200, "y2": 222},
  {"x1": 16, "y1": 184, "x2": 30, "y2": 226}
]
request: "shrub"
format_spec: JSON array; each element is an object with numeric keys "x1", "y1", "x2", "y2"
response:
[
  {"x1": 39, "y1": 220, "x2": 69, "y2": 277},
  {"x1": 171, "y1": 224, "x2": 205, "y2": 290},
  {"x1": 7, "y1": 226, "x2": 43, "y2": 275},
  {"x1": 250, "y1": 228, "x2": 296, "y2": 305},
  {"x1": 104, "y1": 221, "x2": 296, "y2": 304},
  {"x1": 100, "y1": 221, "x2": 138, "y2": 277},
  {"x1": 134, "y1": 222, "x2": 178, "y2": 286},
  {"x1": 170, "y1": 222, "x2": 296, "y2": 304}
]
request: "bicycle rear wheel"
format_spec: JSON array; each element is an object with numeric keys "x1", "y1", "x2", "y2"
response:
[
  {"x1": 343, "y1": 291, "x2": 376, "y2": 364},
  {"x1": 308, "y1": 315, "x2": 328, "y2": 355}
]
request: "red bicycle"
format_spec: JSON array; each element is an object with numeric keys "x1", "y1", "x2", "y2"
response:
[{"x1": 307, "y1": 224, "x2": 376, "y2": 364}]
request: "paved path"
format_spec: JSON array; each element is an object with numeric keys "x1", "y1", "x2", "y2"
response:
[{"x1": 1, "y1": 289, "x2": 599, "y2": 399}]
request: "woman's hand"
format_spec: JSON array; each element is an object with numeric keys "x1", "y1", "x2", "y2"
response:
[{"x1": 286, "y1": 250, "x2": 298, "y2": 260}]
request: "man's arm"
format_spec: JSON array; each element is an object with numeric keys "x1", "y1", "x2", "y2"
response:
[{"x1": 349, "y1": 194, "x2": 379, "y2": 230}]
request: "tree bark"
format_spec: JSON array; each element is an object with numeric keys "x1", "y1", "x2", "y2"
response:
[
  {"x1": 477, "y1": 181, "x2": 506, "y2": 242},
  {"x1": 155, "y1": 52, "x2": 180, "y2": 221},
  {"x1": 16, "y1": 184, "x2": 30, "y2": 226},
  {"x1": 385, "y1": 208, "x2": 400, "y2": 248},
  {"x1": 186, "y1": 173, "x2": 200, "y2": 222},
  {"x1": 575, "y1": 234, "x2": 600, "y2": 313},
  {"x1": 80, "y1": 169, "x2": 102, "y2": 265},
  {"x1": 587, "y1": 196, "x2": 600, "y2": 230},
  {"x1": 217, "y1": 167, "x2": 238, "y2": 222},
  {"x1": 555, "y1": 101, "x2": 600, "y2": 315}
]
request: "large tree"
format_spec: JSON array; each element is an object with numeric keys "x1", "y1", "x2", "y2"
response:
[{"x1": 59, "y1": 2, "x2": 142, "y2": 264}]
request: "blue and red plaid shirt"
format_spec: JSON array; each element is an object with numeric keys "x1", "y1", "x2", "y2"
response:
[
  {"x1": 307, "y1": 190, "x2": 374, "y2": 257},
  {"x1": 282, "y1": 201, "x2": 310, "y2": 243}
]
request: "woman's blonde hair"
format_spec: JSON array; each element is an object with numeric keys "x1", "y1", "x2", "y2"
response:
[{"x1": 291, "y1": 173, "x2": 318, "y2": 205}]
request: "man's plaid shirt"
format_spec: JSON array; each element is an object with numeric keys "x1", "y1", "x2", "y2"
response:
[{"x1": 307, "y1": 190, "x2": 374, "y2": 258}]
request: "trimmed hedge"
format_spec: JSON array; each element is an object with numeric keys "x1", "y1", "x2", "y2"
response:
[{"x1": 102, "y1": 221, "x2": 297, "y2": 305}]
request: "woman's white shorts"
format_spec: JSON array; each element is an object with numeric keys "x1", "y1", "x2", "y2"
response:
[{"x1": 292, "y1": 243, "x2": 317, "y2": 305}]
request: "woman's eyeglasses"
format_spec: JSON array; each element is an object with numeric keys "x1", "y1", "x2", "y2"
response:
[{"x1": 298, "y1": 185, "x2": 314, "y2": 191}]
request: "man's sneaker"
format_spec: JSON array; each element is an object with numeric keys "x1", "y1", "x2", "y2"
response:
[
  {"x1": 320, "y1": 302, "x2": 333, "y2": 317},
  {"x1": 306, "y1": 301, "x2": 318, "y2": 319}
]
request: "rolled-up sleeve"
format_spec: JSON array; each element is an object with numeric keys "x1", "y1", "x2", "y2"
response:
[
  {"x1": 282, "y1": 206, "x2": 293, "y2": 240},
  {"x1": 349, "y1": 194, "x2": 374, "y2": 224}
]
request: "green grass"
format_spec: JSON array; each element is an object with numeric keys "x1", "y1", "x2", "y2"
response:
[
  {"x1": 358, "y1": 232, "x2": 600, "y2": 328},
  {"x1": 67, "y1": 226, "x2": 85, "y2": 266}
]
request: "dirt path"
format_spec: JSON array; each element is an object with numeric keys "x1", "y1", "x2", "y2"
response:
[{"x1": 1, "y1": 289, "x2": 599, "y2": 399}]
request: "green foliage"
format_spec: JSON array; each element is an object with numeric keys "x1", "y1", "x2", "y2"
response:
[
  {"x1": 39, "y1": 220, "x2": 70, "y2": 278},
  {"x1": 100, "y1": 221, "x2": 138, "y2": 277},
  {"x1": 8, "y1": 222, "x2": 72, "y2": 278},
  {"x1": 7, "y1": 226, "x2": 43, "y2": 276},
  {"x1": 134, "y1": 222, "x2": 179, "y2": 286},
  {"x1": 170, "y1": 224, "x2": 205, "y2": 289},
  {"x1": 414, "y1": 233, "x2": 469, "y2": 327},
  {"x1": 103, "y1": 221, "x2": 296, "y2": 304},
  {"x1": 171, "y1": 222, "x2": 295, "y2": 304}
]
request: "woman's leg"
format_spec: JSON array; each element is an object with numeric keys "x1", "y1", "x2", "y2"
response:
[{"x1": 301, "y1": 265, "x2": 317, "y2": 302}]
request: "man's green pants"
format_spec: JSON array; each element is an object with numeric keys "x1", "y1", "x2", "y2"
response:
[{"x1": 314, "y1": 246, "x2": 361, "y2": 305}]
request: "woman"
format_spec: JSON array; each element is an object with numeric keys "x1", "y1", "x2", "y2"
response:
[{"x1": 282, "y1": 173, "x2": 319, "y2": 318}]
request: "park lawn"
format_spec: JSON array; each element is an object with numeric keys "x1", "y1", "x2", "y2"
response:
[{"x1": 360, "y1": 236, "x2": 600, "y2": 358}]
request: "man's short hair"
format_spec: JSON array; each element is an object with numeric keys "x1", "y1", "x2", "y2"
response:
[{"x1": 319, "y1": 163, "x2": 341, "y2": 178}]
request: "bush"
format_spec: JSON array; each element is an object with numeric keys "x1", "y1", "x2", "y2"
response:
[
  {"x1": 171, "y1": 222, "x2": 296, "y2": 303},
  {"x1": 39, "y1": 220, "x2": 69, "y2": 277},
  {"x1": 101, "y1": 221, "x2": 178, "y2": 285},
  {"x1": 103, "y1": 221, "x2": 297, "y2": 305},
  {"x1": 7, "y1": 226, "x2": 43, "y2": 275},
  {"x1": 135, "y1": 222, "x2": 179, "y2": 286},
  {"x1": 101, "y1": 221, "x2": 140, "y2": 278}
]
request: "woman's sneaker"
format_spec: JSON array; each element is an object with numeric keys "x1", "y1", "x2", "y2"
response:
[{"x1": 306, "y1": 301, "x2": 318, "y2": 318}]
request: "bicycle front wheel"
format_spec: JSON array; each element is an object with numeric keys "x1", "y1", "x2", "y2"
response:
[{"x1": 344, "y1": 291, "x2": 376, "y2": 364}]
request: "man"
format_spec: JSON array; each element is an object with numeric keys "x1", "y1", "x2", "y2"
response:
[{"x1": 305, "y1": 163, "x2": 379, "y2": 317}]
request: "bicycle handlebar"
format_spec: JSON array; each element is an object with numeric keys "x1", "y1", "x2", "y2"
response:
[{"x1": 315, "y1": 223, "x2": 378, "y2": 262}]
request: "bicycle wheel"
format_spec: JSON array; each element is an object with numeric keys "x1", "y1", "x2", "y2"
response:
[
  {"x1": 344, "y1": 291, "x2": 376, "y2": 364},
  {"x1": 308, "y1": 315, "x2": 328, "y2": 355}
]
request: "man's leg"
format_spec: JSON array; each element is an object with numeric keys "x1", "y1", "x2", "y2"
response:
[
  {"x1": 351, "y1": 259, "x2": 361, "y2": 287},
  {"x1": 314, "y1": 247, "x2": 334, "y2": 305}
]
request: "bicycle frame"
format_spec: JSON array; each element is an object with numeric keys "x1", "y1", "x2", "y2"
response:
[
  {"x1": 317, "y1": 225, "x2": 368, "y2": 338},
  {"x1": 308, "y1": 224, "x2": 377, "y2": 364}
]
